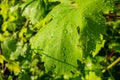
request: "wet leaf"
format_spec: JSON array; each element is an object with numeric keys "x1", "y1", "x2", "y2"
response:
[{"x1": 30, "y1": 0, "x2": 113, "y2": 75}]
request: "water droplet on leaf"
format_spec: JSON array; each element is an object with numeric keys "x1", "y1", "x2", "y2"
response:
[
  {"x1": 63, "y1": 47, "x2": 66, "y2": 51},
  {"x1": 51, "y1": 34, "x2": 54, "y2": 38},
  {"x1": 51, "y1": 64, "x2": 56, "y2": 69},
  {"x1": 63, "y1": 29, "x2": 68, "y2": 34}
]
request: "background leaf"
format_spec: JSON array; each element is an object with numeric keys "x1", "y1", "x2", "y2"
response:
[{"x1": 21, "y1": 0, "x2": 47, "y2": 24}]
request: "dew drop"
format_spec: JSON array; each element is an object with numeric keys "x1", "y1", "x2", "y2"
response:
[
  {"x1": 63, "y1": 29, "x2": 68, "y2": 34},
  {"x1": 51, "y1": 64, "x2": 56, "y2": 69},
  {"x1": 50, "y1": 34, "x2": 54, "y2": 38},
  {"x1": 63, "y1": 47, "x2": 66, "y2": 51},
  {"x1": 62, "y1": 47, "x2": 66, "y2": 56}
]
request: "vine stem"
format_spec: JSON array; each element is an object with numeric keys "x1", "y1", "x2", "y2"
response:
[
  {"x1": 0, "y1": 43, "x2": 2, "y2": 55},
  {"x1": 102, "y1": 57, "x2": 120, "y2": 73}
]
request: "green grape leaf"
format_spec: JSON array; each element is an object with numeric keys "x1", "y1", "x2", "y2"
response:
[
  {"x1": 30, "y1": 0, "x2": 113, "y2": 75},
  {"x1": 10, "y1": 41, "x2": 28, "y2": 60},
  {"x1": 21, "y1": 0, "x2": 47, "y2": 24},
  {"x1": 113, "y1": 20, "x2": 120, "y2": 29},
  {"x1": 0, "y1": 55, "x2": 6, "y2": 64},
  {"x1": 2, "y1": 21, "x2": 16, "y2": 32},
  {"x1": 0, "y1": 0, "x2": 10, "y2": 20},
  {"x1": 31, "y1": 4, "x2": 82, "y2": 75},
  {"x1": 85, "y1": 72, "x2": 101, "y2": 80},
  {"x1": 5, "y1": 61, "x2": 20, "y2": 74},
  {"x1": 108, "y1": 40, "x2": 120, "y2": 53},
  {"x1": 1, "y1": 36, "x2": 27, "y2": 60},
  {"x1": 1, "y1": 37, "x2": 17, "y2": 59}
]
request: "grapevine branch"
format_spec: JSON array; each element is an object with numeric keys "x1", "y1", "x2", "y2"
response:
[
  {"x1": 0, "y1": 44, "x2": 2, "y2": 55},
  {"x1": 0, "y1": 43, "x2": 6, "y2": 74},
  {"x1": 102, "y1": 57, "x2": 120, "y2": 73},
  {"x1": 103, "y1": 13, "x2": 120, "y2": 22}
]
